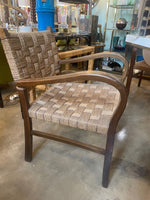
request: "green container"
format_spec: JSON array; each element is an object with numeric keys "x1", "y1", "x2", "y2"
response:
[
  {"x1": 127, "y1": 0, "x2": 131, "y2": 5},
  {"x1": 0, "y1": 40, "x2": 13, "y2": 85},
  {"x1": 113, "y1": 0, "x2": 117, "y2": 5},
  {"x1": 131, "y1": 0, "x2": 135, "y2": 5}
]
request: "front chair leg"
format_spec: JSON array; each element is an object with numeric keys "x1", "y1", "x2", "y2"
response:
[
  {"x1": 102, "y1": 131, "x2": 115, "y2": 188},
  {"x1": 17, "y1": 87, "x2": 33, "y2": 162},
  {"x1": 24, "y1": 117, "x2": 33, "y2": 162}
]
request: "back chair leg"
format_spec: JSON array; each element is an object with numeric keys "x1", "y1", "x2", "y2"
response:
[
  {"x1": 102, "y1": 131, "x2": 115, "y2": 188},
  {"x1": 0, "y1": 89, "x2": 4, "y2": 108},
  {"x1": 138, "y1": 70, "x2": 143, "y2": 87}
]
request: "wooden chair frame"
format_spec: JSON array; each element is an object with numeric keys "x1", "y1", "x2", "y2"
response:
[
  {"x1": 0, "y1": 28, "x2": 131, "y2": 188},
  {"x1": 16, "y1": 56, "x2": 129, "y2": 189},
  {"x1": 133, "y1": 52, "x2": 150, "y2": 87}
]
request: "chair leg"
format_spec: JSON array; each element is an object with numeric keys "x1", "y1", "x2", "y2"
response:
[
  {"x1": 20, "y1": 101, "x2": 24, "y2": 119},
  {"x1": 102, "y1": 131, "x2": 115, "y2": 188},
  {"x1": 0, "y1": 89, "x2": 4, "y2": 108},
  {"x1": 18, "y1": 87, "x2": 33, "y2": 162},
  {"x1": 138, "y1": 70, "x2": 143, "y2": 87},
  {"x1": 24, "y1": 117, "x2": 33, "y2": 162}
]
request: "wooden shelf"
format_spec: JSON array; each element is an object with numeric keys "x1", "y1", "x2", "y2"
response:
[
  {"x1": 106, "y1": 28, "x2": 131, "y2": 31},
  {"x1": 109, "y1": 5, "x2": 134, "y2": 9}
]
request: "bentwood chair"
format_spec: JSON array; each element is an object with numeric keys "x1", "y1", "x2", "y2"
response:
[
  {"x1": 133, "y1": 41, "x2": 150, "y2": 87},
  {"x1": 0, "y1": 28, "x2": 129, "y2": 188},
  {"x1": 134, "y1": 60, "x2": 150, "y2": 87}
]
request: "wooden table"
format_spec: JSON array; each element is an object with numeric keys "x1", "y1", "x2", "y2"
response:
[
  {"x1": 58, "y1": 46, "x2": 95, "y2": 72},
  {"x1": 125, "y1": 34, "x2": 150, "y2": 92}
]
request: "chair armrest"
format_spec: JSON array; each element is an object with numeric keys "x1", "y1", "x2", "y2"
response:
[
  {"x1": 59, "y1": 52, "x2": 129, "y2": 82},
  {"x1": 16, "y1": 71, "x2": 125, "y2": 90},
  {"x1": 58, "y1": 46, "x2": 95, "y2": 59}
]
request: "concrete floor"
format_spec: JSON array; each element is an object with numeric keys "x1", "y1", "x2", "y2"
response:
[{"x1": 0, "y1": 79, "x2": 150, "y2": 200}]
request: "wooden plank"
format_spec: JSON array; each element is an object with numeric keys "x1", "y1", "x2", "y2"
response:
[
  {"x1": 32, "y1": 130, "x2": 105, "y2": 155},
  {"x1": 58, "y1": 46, "x2": 95, "y2": 59}
]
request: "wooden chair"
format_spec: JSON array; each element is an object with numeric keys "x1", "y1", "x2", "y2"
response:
[
  {"x1": 0, "y1": 28, "x2": 129, "y2": 188},
  {"x1": 134, "y1": 60, "x2": 150, "y2": 87}
]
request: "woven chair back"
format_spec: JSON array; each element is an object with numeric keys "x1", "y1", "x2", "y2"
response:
[{"x1": 1, "y1": 30, "x2": 60, "y2": 80}]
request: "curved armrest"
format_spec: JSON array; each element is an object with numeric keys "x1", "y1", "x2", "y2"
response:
[
  {"x1": 16, "y1": 70, "x2": 127, "y2": 108},
  {"x1": 59, "y1": 52, "x2": 129, "y2": 82},
  {"x1": 16, "y1": 71, "x2": 126, "y2": 93}
]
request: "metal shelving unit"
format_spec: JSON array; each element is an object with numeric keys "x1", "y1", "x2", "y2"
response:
[
  {"x1": 109, "y1": 4, "x2": 134, "y2": 9},
  {"x1": 101, "y1": 2, "x2": 135, "y2": 74},
  {"x1": 106, "y1": 28, "x2": 131, "y2": 31},
  {"x1": 104, "y1": 3, "x2": 135, "y2": 51}
]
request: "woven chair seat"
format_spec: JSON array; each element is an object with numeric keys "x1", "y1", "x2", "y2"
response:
[
  {"x1": 29, "y1": 82, "x2": 120, "y2": 134},
  {"x1": 134, "y1": 60, "x2": 150, "y2": 72}
]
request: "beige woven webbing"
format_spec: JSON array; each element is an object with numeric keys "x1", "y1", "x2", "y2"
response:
[
  {"x1": 1, "y1": 30, "x2": 60, "y2": 80},
  {"x1": 29, "y1": 82, "x2": 120, "y2": 134}
]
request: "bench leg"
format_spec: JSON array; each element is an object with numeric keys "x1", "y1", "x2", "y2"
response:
[{"x1": 0, "y1": 89, "x2": 4, "y2": 108}]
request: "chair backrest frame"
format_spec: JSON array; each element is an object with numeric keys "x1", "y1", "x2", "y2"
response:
[{"x1": 0, "y1": 28, "x2": 60, "y2": 81}]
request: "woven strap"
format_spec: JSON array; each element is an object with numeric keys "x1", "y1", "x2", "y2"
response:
[
  {"x1": 134, "y1": 60, "x2": 150, "y2": 72},
  {"x1": 1, "y1": 30, "x2": 60, "y2": 80},
  {"x1": 29, "y1": 82, "x2": 120, "y2": 134}
]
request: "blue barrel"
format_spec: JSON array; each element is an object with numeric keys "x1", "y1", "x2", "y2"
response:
[{"x1": 36, "y1": 0, "x2": 55, "y2": 32}]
